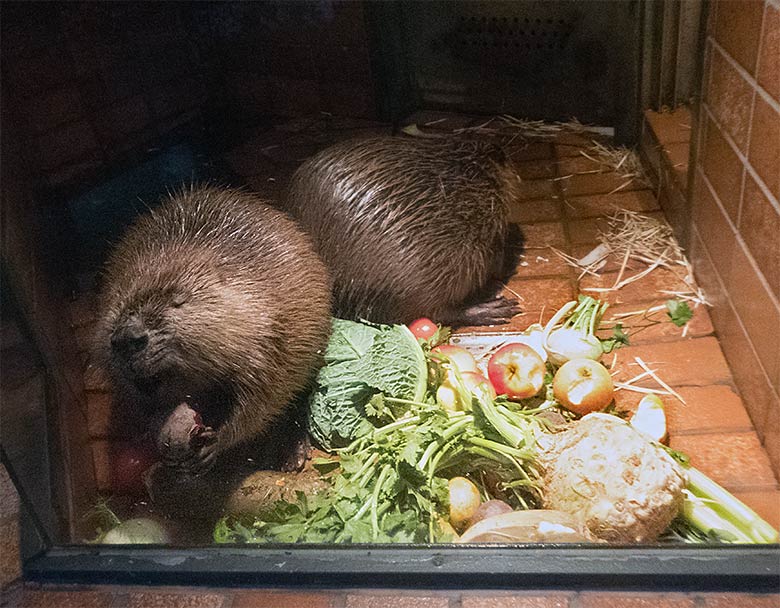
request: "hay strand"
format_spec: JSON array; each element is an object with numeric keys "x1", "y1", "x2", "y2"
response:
[{"x1": 633, "y1": 356, "x2": 687, "y2": 405}]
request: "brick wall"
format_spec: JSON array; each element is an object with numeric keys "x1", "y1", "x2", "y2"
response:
[
  {"x1": 0, "y1": 2, "x2": 211, "y2": 192},
  {"x1": 207, "y1": 1, "x2": 376, "y2": 120},
  {"x1": 688, "y1": 0, "x2": 780, "y2": 474},
  {"x1": 0, "y1": 2, "x2": 376, "y2": 194}
]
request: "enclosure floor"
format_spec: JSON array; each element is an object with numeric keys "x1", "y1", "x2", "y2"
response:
[{"x1": 67, "y1": 112, "x2": 779, "y2": 539}]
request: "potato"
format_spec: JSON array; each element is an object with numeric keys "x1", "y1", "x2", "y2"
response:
[
  {"x1": 225, "y1": 469, "x2": 328, "y2": 518},
  {"x1": 467, "y1": 499, "x2": 513, "y2": 528},
  {"x1": 448, "y1": 476, "x2": 481, "y2": 530}
]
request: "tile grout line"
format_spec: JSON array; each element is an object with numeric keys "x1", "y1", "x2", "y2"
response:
[
  {"x1": 690, "y1": 222, "x2": 780, "y2": 407},
  {"x1": 709, "y1": 36, "x2": 780, "y2": 115},
  {"x1": 569, "y1": 591, "x2": 581, "y2": 608},
  {"x1": 697, "y1": 165, "x2": 780, "y2": 311},
  {"x1": 737, "y1": 84, "x2": 758, "y2": 231},
  {"x1": 702, "y1": 103, "x2": 780, "y2": 215},
  {"x1": 220, "y1": 590, "x2": 236, "y2": 608},
  {"x1": 736, "y1": 0, "x2": 767, "y2": 230},
  {"x1": 109, "y1": 590, "x2": 129, "y2": 608},
  {"x1": 331, "y1": 591, "x2": 348, "y2": 608},
  {"x1": 672, "y1": 426, "x2": 769, "y2": 438}
]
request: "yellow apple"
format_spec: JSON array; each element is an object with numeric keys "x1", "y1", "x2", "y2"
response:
[{"x1": 553, "y1": 358, "x2": 614, "y2": 415}]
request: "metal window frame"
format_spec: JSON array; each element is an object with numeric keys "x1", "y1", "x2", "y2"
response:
[{"x1": 22, "y1": 543, "x2": 780, "y2": 591}]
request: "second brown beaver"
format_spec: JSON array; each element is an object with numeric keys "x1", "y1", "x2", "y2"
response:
[{"x1": 284, "y1": 136, "x2": 524, "y2": 326}]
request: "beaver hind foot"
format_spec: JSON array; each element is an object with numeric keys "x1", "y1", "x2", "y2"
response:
[{"x1": 453, "y1": 294, "x2": 521, "y2": 327}]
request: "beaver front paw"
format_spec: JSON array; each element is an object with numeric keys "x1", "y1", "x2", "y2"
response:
[
  {"x1": 156, "y1": 403, "x2": 219, "y2": 476},
  {"x1": 278, "y1": 432, "x2": 312, "y2": 473}
]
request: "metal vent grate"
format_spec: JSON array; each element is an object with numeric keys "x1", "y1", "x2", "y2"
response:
[
  {"x1": 396, "y1": 1, "x2": 639, "y2": 140},
  {"x1": 453, "y1": 14, "x2": 574, "y2": 53}
]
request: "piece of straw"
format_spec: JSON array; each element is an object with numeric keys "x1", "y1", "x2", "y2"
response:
[{"x1": 633, "y1": 356, "x2": 687, "y2": 405}]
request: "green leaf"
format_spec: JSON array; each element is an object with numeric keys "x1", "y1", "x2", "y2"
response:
[
  {"x1": 324, "y1": 318, "x2": 379, "y2": 363},
  {"x1": 400, "y1": 432, "x2": 425, "y2": 466},
  {"x1": 428, "y1": 325, "x2": 451, "y2": 348},
  {"x1": 601, "y1": 323, "x2": 630, "y2": 353},
  {"x1": 666, "y1": 300, "x2": 693, "y2": 327},
  {"x1": 355, "y1": 324, "x2": 428, "y2": 403},
  {"x1": 311, "y1": 457, "x2": 340, "y2": 475},
  {"x1": 307, "y1": 319, "x2": 428, "y2": 450},
  {"x1": 364, "y1": 393, "x2": 388, "y2": 419}
]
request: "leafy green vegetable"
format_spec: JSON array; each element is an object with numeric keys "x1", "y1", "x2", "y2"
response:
[
  {"x1": 600, "y1": 323, "x2": 630, "y2": 353},
  {"x1": 666, "y1": 300, "x2": 693, "y2": 327},
  {"x1": 216, "y1": 395, "x2": 545, "y2": 544},
  {"x1": 424, "y1": 324, "x2": 451, "y2": 349},
  {"x1": 307, "y1": 319, "x2": 428, "y2": 451}
]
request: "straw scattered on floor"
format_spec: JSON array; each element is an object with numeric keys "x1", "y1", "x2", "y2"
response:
[{"x1": 555, "y1": 209, "x2": 708, "y2": 305}]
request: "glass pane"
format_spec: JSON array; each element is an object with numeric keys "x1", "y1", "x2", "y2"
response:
[{"x1": 0, "y1": 1, "x2": 776, "y2": 571}]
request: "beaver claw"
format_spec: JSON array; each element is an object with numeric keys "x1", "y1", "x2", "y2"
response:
[
  {"x1": 456, "y1": 294, "x2": 522, "y2": 326},
  {"x1": 278, "y1": 433, "x2": 312, "y2": 473},
  {"x1": 161, "y1": 426, "x2": 218, "y2": 476}
]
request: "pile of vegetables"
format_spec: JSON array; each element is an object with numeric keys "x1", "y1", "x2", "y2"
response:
[{"x1": 210, "y1": 295, "x2": 777, "y2": 546}]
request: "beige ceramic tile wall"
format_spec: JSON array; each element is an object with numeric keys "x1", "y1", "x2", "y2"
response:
[{"x1": 690, "y1": 0, "x2": 780, "y2": 474}]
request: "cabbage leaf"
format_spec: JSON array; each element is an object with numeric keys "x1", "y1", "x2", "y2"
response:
[{"x1": 307, "y1": 319, "x2": 428, "y2": 451}]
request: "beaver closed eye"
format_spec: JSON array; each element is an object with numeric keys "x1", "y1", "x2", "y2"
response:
[
  {"x1": 94, "y1": 185, "x2": 332, "y2": 477},
  {"x1": 284, "y1": 136, "x2": 525, "y2": 326}
]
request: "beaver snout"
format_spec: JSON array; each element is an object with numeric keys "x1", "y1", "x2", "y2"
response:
[{"x1": 111, "y1": 314, "x2": 149, "y2": 357}]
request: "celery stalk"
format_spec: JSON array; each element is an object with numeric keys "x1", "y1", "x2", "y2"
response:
[
  {"x1": 681, "y1": 492, "x2": 754, "y2": 543},
  {"x1": 682, "y1": 465, "x2": 779, "y2": 544},
  {"x1": 473, "y1": 391, "x2": 530, "y2": 448}
]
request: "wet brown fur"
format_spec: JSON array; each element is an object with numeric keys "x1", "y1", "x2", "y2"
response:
[
  {"x1": 94, "y1": 185, "x2": 332, "y2": 465},
  {"x1": 284, "y1": 136, "x2": 522, "y2": 324}
]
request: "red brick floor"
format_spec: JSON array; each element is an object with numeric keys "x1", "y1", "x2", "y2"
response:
[
  {"x1": 446, "y1": 129, "x2": 779, "y2": 531},
  {"x1": 2, "y1": 585, "x2": 779, "y2": 608}
]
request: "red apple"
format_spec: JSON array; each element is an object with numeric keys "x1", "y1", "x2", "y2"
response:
[
  {"x1": 408, "y1": 317, "x2": 438, "y2": 340},
  {"x1": 110, "y1": 441, "x2": 158, "y2": 496},
  {"x1": 487, "y1": 343, "x2": 546, "y2": 400},
  {"x1": 461, "y1": 371, "x2": 497, "y2": 399},
  {"x1": 437, "y1": 370, "x2": 496, "y2": 411},
  {"x1": 552, "y1": 358, "x2": 614, "y2": 415},
  {"x1": 431, "y1": 344, "x2": 479, "y2": 374}
]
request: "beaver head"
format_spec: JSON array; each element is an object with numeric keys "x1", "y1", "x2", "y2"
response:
[{"x1": 98, "y1": 247, "x2": 265, "y2": 411}]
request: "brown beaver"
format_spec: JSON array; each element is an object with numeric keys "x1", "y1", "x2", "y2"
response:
[
  {"x1": 93, "y1": 185, "x2": 332, "y2": 476},
  {"x1": 284, "y1": 136, "x2": 524, "y2": 326}
]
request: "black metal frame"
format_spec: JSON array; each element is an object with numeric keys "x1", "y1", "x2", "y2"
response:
[{"x1": 23, "y1": 543, "x2": 780, "y2": 591}]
